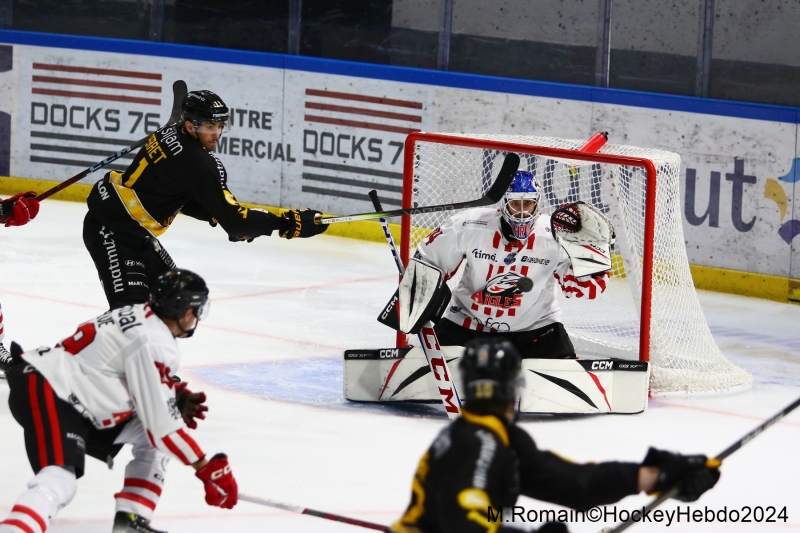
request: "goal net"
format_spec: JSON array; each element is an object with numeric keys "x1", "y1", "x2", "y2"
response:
[{"x1": 399, "y1": 132, "x2": 751, "y2": 396}]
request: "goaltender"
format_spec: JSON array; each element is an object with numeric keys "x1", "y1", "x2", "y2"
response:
[
  {"x1": 391, "y1": 340, "x2": 720, "y2": 533},
  {"x1": 83, "y1": 90, "x2": 327, "y2": 309}
]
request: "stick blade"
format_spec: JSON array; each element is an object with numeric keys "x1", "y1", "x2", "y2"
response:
[
  {"x1": 168, "y1": 80, "x2": 188, "y2": 124},
  {"x1": 485, "y1": 152, "x2": 520, "y2": 203}
]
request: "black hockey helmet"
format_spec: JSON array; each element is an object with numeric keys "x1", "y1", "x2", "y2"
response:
[
  {"x1": 181, "y1": 90, "x2": 231, "y2": 129},
  {"x1": 460, "y1": 339, "x2": 523, "y2": 404},
  {"x1": 150, "y1": 269, "x2": 210, "y2": 329}
]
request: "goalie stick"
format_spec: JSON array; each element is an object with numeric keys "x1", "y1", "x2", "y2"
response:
[
  {"x1": 1, "y1": 80, "x2": 188, "y2": 215},
  {"x1": 369, "y1": 189, "x2": 463, "y2": 420},
  {"x1": 240, "y1": 493, "x2": 389, "y2": 532},
  {"x1": 601, "y1": 393, "x2": 800, "y2": 533},
  {"x1": 317, "y1": 152, "x2": 520, "y2": 225}
]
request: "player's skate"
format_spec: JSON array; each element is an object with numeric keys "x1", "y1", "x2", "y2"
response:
[
  {"x1": 111, "y1": 512, "x2": 167, "y2": 533},
  {"x1": 0, "y1": 342, "x2": 11, "y2": 379}
]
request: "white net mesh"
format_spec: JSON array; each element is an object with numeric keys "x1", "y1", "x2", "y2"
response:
[{"x1": 404, "y1": 133, "x2": 751, "y2": 395}]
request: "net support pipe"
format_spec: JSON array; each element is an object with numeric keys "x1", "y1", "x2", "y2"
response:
[{"x1": 400, "y1": 132, "x2": 658, "y2": 362}]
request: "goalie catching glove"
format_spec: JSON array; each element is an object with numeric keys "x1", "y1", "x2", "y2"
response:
[
  {"x1": 280, "y1": 208, "x2": 328, "y2": 239},
  {"x1": 642, "y1": 447, "x2": 720, "y2": 502},
  {"x1": 377, "y1": 258, "x2": 451, "y2": 335},
  {"x1": 551, "y1": 201, "x2": 616, "y2": 277}
]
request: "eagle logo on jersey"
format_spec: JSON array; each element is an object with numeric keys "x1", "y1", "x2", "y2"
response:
[{"x1": 472, "y1": 272, "x2": 529, "y2": 309}]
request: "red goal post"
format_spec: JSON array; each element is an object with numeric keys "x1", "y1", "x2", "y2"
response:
[{"x1": 398, "y1": 132, "x2": 751, "y2": 395}]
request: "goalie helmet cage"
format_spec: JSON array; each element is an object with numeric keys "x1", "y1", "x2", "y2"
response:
[{"x1": 398, "y1": 132, "x2": 751, "y2": 396}]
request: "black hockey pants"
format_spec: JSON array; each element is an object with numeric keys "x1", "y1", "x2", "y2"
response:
[
  {"x1": 434, "y1": 319, "x2": 576, "y2": 359},
  {"x1": 83, "y1": 214, "x2": 176, "y2": 309},
  {"x1": 6, "y1": 363, "x2": 128, "y2": 478}
]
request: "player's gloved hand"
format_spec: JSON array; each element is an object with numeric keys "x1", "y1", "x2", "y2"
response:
[
  {"x1": 195, "y1": 453, "x2": 238, "y2": 509},
  {"x1": 2, "y1": 192, "x2": 40, "y2": 227},
  {"x1": 280, "y1": 208, "x2": 328, "y2": 239},
  {"x1": 551, "y1": 202, "x2": 581, "y2": 233},
  {"x1": 642, "y1": 447, "x2": 720, "y2": 502},
  {"x1": 175, "y1": 381, "x2": 208, "y2": 429}
]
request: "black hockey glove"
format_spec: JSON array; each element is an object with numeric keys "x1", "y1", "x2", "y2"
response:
[
  {"x1": 642, "y1": 447, "x2": 720, "y2": 502},
  {"x1": 280, "y1": 209, "x2": 328, "y2": 239},
  {"x1": 175, "y1": 381, "x2": 208, "y2": 429}
]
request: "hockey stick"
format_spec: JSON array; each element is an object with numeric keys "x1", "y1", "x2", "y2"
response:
[
  {"x1": 317, "y1": 152, "x2": 520, "y2": 225},
  {"x1": 368, "y1": 189, "x2": 462, "y2": 419},
  {"x1": 240, "y1": 493, "x2": 390, "y2": 532},
  {"x1": 601, "y1": 393, "x2": 800, "y2": 533},
  {"x1": 22, "y1": 80, "x2": 188, "y2": 204}
]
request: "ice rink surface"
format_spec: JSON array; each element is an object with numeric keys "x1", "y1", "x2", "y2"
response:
[{"x1": 1, "y1": 199, "x2": 799, "y2": 533}]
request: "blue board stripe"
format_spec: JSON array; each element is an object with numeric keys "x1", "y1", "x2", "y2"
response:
[{"x1": 2, "y1": 29, "x2": 798, "y2": 124}]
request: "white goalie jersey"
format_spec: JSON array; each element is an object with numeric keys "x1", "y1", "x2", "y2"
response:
[
  {"x1": 415, "y1": 208, "x2": 607, "y2": 333},
  {"x1": 21, "y1": 303, "x2": 204, "y2": 465}
]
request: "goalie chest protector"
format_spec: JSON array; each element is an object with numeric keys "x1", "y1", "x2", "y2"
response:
[{"x1": 415, "y1": 208, "x2": 571, "y2": 333}]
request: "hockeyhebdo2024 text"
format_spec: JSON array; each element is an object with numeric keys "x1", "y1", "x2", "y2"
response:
[{"x1": 487, "y1": 504, "x2": 789, "y2": 527}]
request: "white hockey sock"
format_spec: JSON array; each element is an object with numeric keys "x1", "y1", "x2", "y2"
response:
[
  {"x1": 113, "y1": 445, "x2": 169, "y2": 521},
  {"x1": 0, "y1": 466, "x2": 77, "y2": 533}
]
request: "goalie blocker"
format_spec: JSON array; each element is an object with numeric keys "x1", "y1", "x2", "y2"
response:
[{"x1": 343, "y1": 346, "x2": 648, "y2": 414}]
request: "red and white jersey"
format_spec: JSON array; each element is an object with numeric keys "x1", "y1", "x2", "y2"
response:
[
  {"x1": 415, "y1": 208, "x2": 607, "y2": 333},
  {"x1": 22, "y1": 303, "x2": 204, "y2": 465}
]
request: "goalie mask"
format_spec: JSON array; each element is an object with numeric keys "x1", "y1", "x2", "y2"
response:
[
  {"x1": 502, "y1": 171, "x2": 540, "y2": 241},
  {"x1": 460, "y1": 339, "x2": 524, "y2": 404}
]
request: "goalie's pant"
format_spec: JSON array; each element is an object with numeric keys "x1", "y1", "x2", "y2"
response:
[
  {"x1": 83, "y1": 214, "x2": 176, "y2": 310},
  {"x1": 1, "y1": 365, "x2": 169, "y2": 533},
  {"x1": 434, "y1": 319, "x2": 576, "y2": 359}
]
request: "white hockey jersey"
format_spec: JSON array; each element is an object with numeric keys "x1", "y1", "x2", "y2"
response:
[
  {"x1": 22, "y1": 303, "x2": 204, "y2": 465},
  {"x1": 415, "y1": 208, "x2": 607, "y2": 333}
]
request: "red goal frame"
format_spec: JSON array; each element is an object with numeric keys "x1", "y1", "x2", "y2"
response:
[{"x1": 398, "y1": 132, "x2": 659, "y2": 363}]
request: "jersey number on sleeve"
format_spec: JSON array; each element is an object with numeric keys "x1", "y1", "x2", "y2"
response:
[{"x1": 59, "y1": 323, "x2": 97, "y2": 355}]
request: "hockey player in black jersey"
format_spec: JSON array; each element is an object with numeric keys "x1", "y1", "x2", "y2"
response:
[
  {"x1": 83, "y1": 90, "x2": 328, "y2": 308},
  {"x1": 392, "y1": 340, "x2": 720, "y2": 533}
]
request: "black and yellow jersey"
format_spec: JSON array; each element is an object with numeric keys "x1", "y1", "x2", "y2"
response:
[
  {"x1": 392, "y1": 410, "x2": 639, "y2": 533},
  {"x1": 86, "y1": 124, "x2": 287, "y2": 240}
]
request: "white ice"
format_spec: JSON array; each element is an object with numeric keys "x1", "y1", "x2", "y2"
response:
[{"x1": 1, "y1": 199, "x2": 799, "y2": 533}]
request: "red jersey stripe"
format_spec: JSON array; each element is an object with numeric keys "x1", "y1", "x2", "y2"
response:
[
  {"x1": 492, "y1": 232, "x2": 501, "y2": 249},
  {"x1": 462, "y1": 318, "x2": 472, "y2": 329},
  {"x1": 177, "y1": 429, "x2": 205, "y2": 459},
  {"x1": 162, "y1": 435, "x2": 190, "y2": 465}
]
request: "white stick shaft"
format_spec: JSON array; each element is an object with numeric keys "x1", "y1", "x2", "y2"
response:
[{"x1": 371, "y1": 193, "x2": 461, "y2": 420}]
